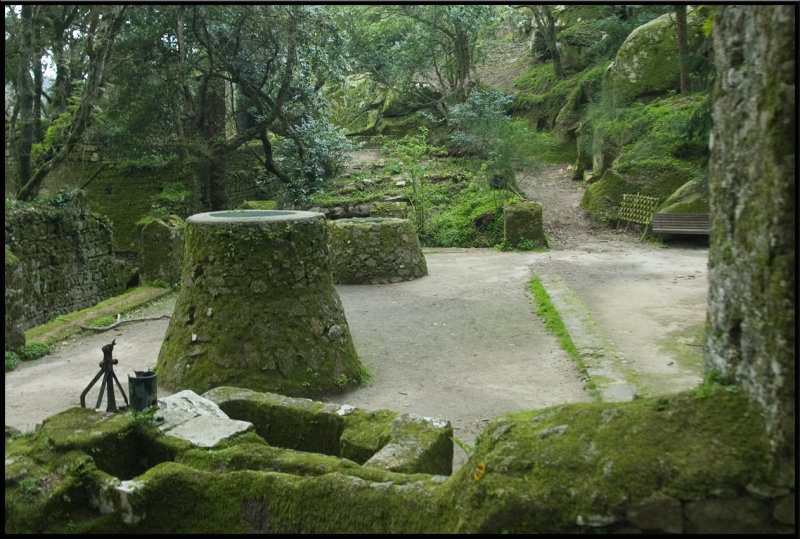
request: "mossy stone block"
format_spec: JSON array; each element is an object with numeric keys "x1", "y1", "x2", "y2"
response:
[
  {"x1": 329, "y1": 218, "x2": 427, "y2": 284},
  {"x1": 137, "y1": 215, "x2": 185, "y2": 284},
  {"x1": 156, "y1": 210, "x2": 362, "y2": 397},
  {"x1": 503, "y1": 202, "x2": 545, "y2": 248}
]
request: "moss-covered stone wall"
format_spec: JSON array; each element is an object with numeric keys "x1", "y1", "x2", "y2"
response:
[
  {"x1": 4, "y1": 190, "x2": 126, "y2": 331},
  {"x1": 4, "y1": 389, "x2": 793, "y2": 533},
  {"x1": 706, "y1": 4, "x2": 795, "y2": 487},
  {"x1": 136, "y1": 215, "x2": 185, "y2": 285},
  {"x1": 4, "y1": 248, "x2": 26, "y2": 349}
]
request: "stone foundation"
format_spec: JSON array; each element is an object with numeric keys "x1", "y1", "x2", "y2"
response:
[{"x1": 329, "y1": 217, "x2": 428, "y2": 284}]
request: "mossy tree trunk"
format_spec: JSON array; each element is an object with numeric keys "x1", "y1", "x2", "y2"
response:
[{"x1": 706, "y1": 4, "x2": 795, "y2": 488}]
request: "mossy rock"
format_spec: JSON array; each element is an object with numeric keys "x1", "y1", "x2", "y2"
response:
[
  {"x1": 4, "y1": 388, "x2": 786, "y2": 534},
  {"x1": 503, "y1": 202, "x2": 545, "y2": 248},
  {"x1": 202, "y1": 386, "x2": 453, "y2": 475},
  {"x1": 657, "y1": 174, "x2": 710, "y2": 214},
  {"x1": 370, "y1": 201, "x2": 408, "y2": 219},
  {"x1": 156, "y1": 210, "x2": 362, "y2": 397},
  {"x1": 603, "y1": 7, "x2": 708, "y2": 107}
]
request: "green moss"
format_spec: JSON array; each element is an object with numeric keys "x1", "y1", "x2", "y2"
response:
[
  {"x1": 446, "y1": 389, "x2": 771, "y2": 533},
  {"x1": 5, "y1": 386, "x2": 778, "y2": 534},
  {"x1": 24, "y1": 284, "x2": 171, "y2": 345},
  {"x1": 78, "y1": 160, "x2": 201, "y2": 253},
  {"x1": 157, "y1": 215, "x2": 362, "y2": 396}
]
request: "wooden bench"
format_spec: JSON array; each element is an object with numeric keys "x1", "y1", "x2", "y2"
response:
[{"x1": 651, "y1": 213, "x2": 710, "y2": 236}]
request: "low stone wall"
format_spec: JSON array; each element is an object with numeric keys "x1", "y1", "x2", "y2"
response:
[
  {"x1": 4, "y1": 189, "x2": 126, "y2": 333},
  {"x1": 4, "y1": 249, "x2": 26, "y2": 349},
  {"x1": 203, "y1": 386, "x2": 453, "y2": 475},
  {"x1": 329, "y1": 217, "x2": 428, "y2": 284}
]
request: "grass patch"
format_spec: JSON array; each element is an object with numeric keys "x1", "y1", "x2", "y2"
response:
[
  {"x1": 24, "y1": 284, "x2": 172, "y2": 346},
  {"x1": 527, "y1": 275, "x2": 598, "y2": 399}
]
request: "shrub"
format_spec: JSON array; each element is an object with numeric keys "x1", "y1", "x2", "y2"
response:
[
  {"x1": 19, "y1": 341, "x2": 52, "y2": 362},
  {"x1": 5, "y1": 351, "x2": 21, "y2": 372}
]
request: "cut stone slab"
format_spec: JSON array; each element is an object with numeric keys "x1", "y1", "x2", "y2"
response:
[{"x1": 157, "y1": 390, "x2": 253, "y2": 448}]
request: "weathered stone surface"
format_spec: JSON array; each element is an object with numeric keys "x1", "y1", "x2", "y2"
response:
[
  {"x1": 684, "y1": 496, "x2": 774, "y2": 534},
  {"x1": 364, "y1": 413, "x2": 453, "y2": 475},
  {"x1": 4, "y1": 189, "x2": 126, "y2": 331},
  {"x1": 203, "y1": 386, "x2": 453, "y2": 475},
  {"x1": 604, "y1": 7, "x2": 707, "y2": 107},
  {"x1": 4, "y1": 249, "x2": 26, "y2": 349},
  {"x1": 503, "y1": 201, "x2": 545, "y2": 248},
  {"x1": 137, "y1": 215, "x2": 185, "y2": 285},
  {"x1": 657, "y1": 174, "x2": 710, "y2": 214},
  {"x1": 5, "y1": 388, "x2": 790, "y2": 534},
  {"x1": 328, "y1": 217, "x2": 428, "y2": 284},
  {"x1": 626, "y1": 493, "x2": 683, "y2": 533},
  {"x1": 706, "y1": 4, "x2": 795, "y2": 488},
  {"x1": 156, "y1": 210, "x2": 362, "y2": 397},
  {"x1": 370, "y1": 201, "x2": 408, "y2": 219}
]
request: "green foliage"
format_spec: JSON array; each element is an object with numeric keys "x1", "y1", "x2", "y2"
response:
[
  {"x1": 694, "y1": 370, "x2": 739, "y2": 399},
  {"x1": 278, "y1": 113, "x2": 360, "y2": 202},
  {"x1": 90, "y1": 316, "x2": 117, "y2": 328},
  {"x1": 447, "y1": 87, "x2": 540, "y2": 197},
  {"x1": 5, "y1": 351, "x2": 21, "y2": 372},
  {"x1": 428, "y1": 182, "x2": 518, "y2": 248},
  {"x1": 18, "y1": 341, "x2": 52, "y2": 362},
  {"x1": 375, "y1": 127, "x2": 446, "y2": 237},
  {"x1": 148, "y1": 182, "x2": 193, "y2": 219},
  {"x1": 450, "y1": 436, "x2": 475, "y2": 457},
  {"x1": 16, "y1": 477, "x2": 41, "y2": 501}
]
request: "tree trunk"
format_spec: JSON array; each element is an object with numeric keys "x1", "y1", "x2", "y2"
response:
[
  {"x1": 674, "y1": 5, "x2": 690, "y2": 93},
  {"x1": 531, "y1": 5, "x2": 565, "y2": 79},
  {"x1": 16, "y1": 5, "x2": 35, "y2": 186},
  {"x1": 32, "y1": 6, "x2": 44, "y2": 142},
  {"x1": 17, "y1": 6, "x2": 126, "y2": 200}
]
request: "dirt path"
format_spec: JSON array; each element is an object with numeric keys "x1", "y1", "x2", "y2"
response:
[{"x1": 5, "y1": 162, "x2": 708, "y2": 472}]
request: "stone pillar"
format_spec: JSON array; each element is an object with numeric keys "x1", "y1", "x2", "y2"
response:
[
  {"x1": 504, "y1": 202, "x2": 545, "y2": 248},
  {"x1": 706, "y1": 5, "x2": 795, "y2": 487},
  {"x1": 156, "y1": 210, "x2": 362, "y2": 396},
  {"x1": 137, "y1": 215, "x2": 185, "y2": 285}
]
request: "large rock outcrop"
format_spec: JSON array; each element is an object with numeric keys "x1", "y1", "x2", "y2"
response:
[{"x1": 603, "y1": 7, "x2": 708, "y2": 107}]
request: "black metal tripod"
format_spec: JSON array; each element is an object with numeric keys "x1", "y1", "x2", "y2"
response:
[{"x1": 80, "y1": 339, "x2": 129, "y2": 412}]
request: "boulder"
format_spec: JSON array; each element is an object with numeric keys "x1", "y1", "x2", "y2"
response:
[{"x1": 603, "y1": 7, "x2": 708, "y2": 107}]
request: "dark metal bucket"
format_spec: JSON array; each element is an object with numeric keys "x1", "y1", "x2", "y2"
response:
[{"x1": 128, "y1": 370, "x2": 158, "y2": 411}]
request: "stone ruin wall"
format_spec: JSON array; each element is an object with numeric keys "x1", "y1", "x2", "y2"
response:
[
  {"x1": 706, "y1": 5, "x2": 795, "y2": 487},
  {"x1": 4, "y1": 192, "x2": 126, "y2": 335}
]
